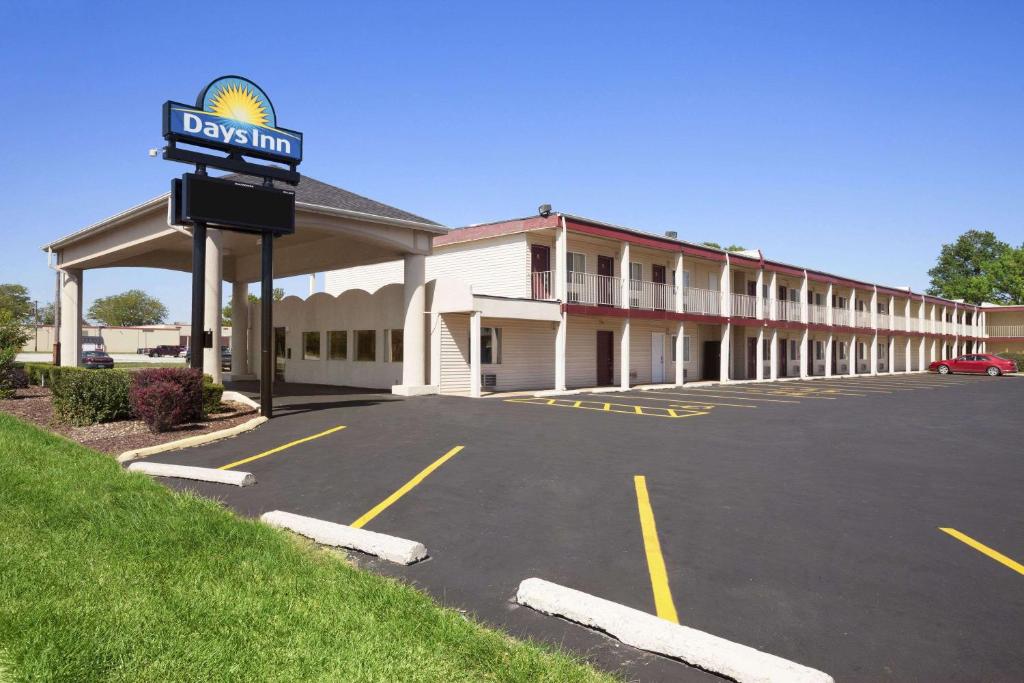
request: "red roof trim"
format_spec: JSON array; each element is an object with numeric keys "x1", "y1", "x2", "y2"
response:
[
  {"x1": 681, "y1": 245, "x2": 726, "y2": 261},
  {"x1": 434, "y1": 215, "x2": 557, "y2": 246},
  {"x1": 765, "y1": 262, "x2": 804, "y2": 278},
  {"x1": 566, "y1": 219, "x2": 680, "y2": 253}
]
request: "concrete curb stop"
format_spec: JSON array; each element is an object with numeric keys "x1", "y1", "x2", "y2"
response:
[
  {"x1": 116, "y1": 415, "x2": 268, "y2": 463},
  {"x1": 260, "y1": 510, "x2": 427, "y2": 565},
  {"x1": 127, "y1": 462, "x2": 255, "y2": 487},
  {"x1": 515, "y1": 578, "x2": 833, "y2": 683}
]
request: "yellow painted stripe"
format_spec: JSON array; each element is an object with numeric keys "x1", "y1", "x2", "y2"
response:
[
  {"x1": 351, "y1": 445, "x2": 465, "y2": 529},
  {"x1": 218, "y1": 425, "x2": 346, "y2": 470},
  {"x1": 653, "y1": 390, "x2": 799, "y2": 404},
  {"x1": 634, "y1": 475, "x2": 679, "y2": 623},
  {"x1": 621, "y1": 393, "x2": 757, "y2": 408},
  {"x1": 940, "y1": 528, "x2": 1024, "y2": 576}
]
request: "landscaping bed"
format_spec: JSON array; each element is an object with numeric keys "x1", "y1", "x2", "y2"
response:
[
  {"x1": 0, "y1": 385, "x2": 256, "y2": 454},
  {"x1": 0, "y1": 413, "x2": 607, "y2": 682}
]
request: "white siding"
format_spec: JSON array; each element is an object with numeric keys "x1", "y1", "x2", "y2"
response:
[
  {"x1": 480, "y1": 318, "x2": 555, "y2": 391},
  {"x1": 439, "y1": 313, "x2": 470, "y2": 395},
  {"x1": 325, "y1": 233, "x2": 531, "y2": 298},
  {"x1": 565, "y1": 315, "x2": 621, "y2": 388},
  {"x1": 894, "y1": 336, "x2": 908, "y2": 372}
]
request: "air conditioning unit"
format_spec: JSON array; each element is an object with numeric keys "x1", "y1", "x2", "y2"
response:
[{"x1": 481, "y1": 374, "x2": 497, "y2": 389}]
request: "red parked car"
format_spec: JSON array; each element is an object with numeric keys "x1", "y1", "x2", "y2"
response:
[{"x1": 929, "y1": 353, "x2": 1018, "y2": 376}]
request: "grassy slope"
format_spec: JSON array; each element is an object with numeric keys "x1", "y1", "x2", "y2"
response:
[{"x1": 0, "y1": 414, "x2": 611, "y2": 682}]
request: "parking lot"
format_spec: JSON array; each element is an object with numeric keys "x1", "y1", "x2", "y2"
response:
[{"x1": 151, "y1": 374, "x2": 1023, "y2": 681}]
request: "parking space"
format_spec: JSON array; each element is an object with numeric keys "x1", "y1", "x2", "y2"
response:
[{"x1": 145, "y1": 374, "x2": 1023, "y2": 681}]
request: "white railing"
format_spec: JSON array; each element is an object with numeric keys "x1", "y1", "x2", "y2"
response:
[
  {"x1": 855, "y1": 311, "x2": 872, "y2": 328},
  {"x1": 631, "y1": 280, "x2": 675, "y2": 311},
  {"x1": 731, "y1": 293, "x2": 757, "y2": 318},
  {"x1": 892, "y1": 315, "x2": 906, "y2": 331},
  {"x1": 566, "y1": 272, "x2": 620, "y2": 307},
  {"x1": 808, "y1": 304, "x2": 828, "y2": 324},
  {"x1": 530, "y1": 271, "x2": 554, "y2": 300},
  {"x1": 878, "y1": 313, "x2": 891, "y2": 330},
  {"x1": 775, "y1": 300, "x2": 802, "y2": 321},
  {"x1": 683, "y1": 287, "x2": 722, "y2": 316},
  {"x1": 987, "y1": 325, "x2": 1024, "y2": 337},
  {"x1": 833, "y1": 308, "x2": 850, "y2": 327}
]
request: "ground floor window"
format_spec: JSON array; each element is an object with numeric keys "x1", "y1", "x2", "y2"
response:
[
  {"x1": 328, "y1": 330, "x2": 347, "y2": 360},
  {"x1": 387, "y1": 329, "x2": 404, "y2": 362},
  {"x1": 481, "y1": 327, "x2": 501, "y2": 364},
  {"x1": 356, "y1": 330, "x2": 376, "y2": 361},
  {"x1": 858, "y1": 342, "x2": 866, "y2": 360},
  {"x1": 839, "y1": 341, "x2": 847, "y2": 360},
  {"x1": 302, "y1": 331, "x2": 321, "y2": 360},
  {"x1": 671, "y1": 335, "x2": 691, "y2": 362},
  {"x1": 815, "y1": 340, "x2": 824, "y2": 360},
  {"x1": 878, "y1": 342, "x2": 885, "y2": 359},
  {"x1": 790, "y1": 339, "x2": 798, "y2": 360}
]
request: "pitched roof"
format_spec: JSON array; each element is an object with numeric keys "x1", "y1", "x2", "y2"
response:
[{"x1": 224, "y1": 173, "x2": 442, "y2": 226}]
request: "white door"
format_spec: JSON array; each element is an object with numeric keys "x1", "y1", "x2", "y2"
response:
[{"x1": 651, "y1": 333, "x2": 665, "y2": 383}]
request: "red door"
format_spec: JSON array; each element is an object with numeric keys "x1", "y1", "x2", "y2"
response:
[
  {"x1": 747, "y1": 337, "x2": 757, "y2": 378},
  {"x1": 596, "y1": 330, "x2": 614, "y2": 385},
  {"x1": 597, "y1": 256, "x2": 614, "y2": 306},
  {"x1": 530, "y1": 244, "x2": 551, "y2": 299},
  {"x1": 652, "y1": 264, "x2": 666, "y2": 309}
]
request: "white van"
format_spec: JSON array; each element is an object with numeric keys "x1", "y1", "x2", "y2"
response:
[{"x1": 81, "y1": 336, "x2": 105, "y2": 352}]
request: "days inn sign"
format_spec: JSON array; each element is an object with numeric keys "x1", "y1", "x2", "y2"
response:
[{"x1": 163, "y1": 75, "x2": 303, "y2": 165}]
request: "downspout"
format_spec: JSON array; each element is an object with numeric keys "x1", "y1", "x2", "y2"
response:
[{"x1": 46, "y1": 248, "x2": 61, "y2": 365}]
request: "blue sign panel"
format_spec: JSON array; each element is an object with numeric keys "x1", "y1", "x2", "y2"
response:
[{"x1": 163, "y1": 76, "x2": 303, "y2": 164}]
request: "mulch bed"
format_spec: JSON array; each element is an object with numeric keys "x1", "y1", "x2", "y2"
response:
[{"x1": 0, "y1": 386, "x2": 258, "y2": 455}]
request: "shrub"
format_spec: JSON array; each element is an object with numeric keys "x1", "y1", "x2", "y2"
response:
[
  {"x1": 202, "y1": 376, "x2": 225, "y2": 416},
  {"x1": 131, "y1": 380, "x2": 189, "y2": 432},
  {"x1": 0, "y1": 347, "x2": 18, "y2": 399},
  {"x1": 132, "y1": 368, "x2": 204, "y2": 422},
  {"x1": 51, "y1": 368, "x2": 133, "y2": 425}
]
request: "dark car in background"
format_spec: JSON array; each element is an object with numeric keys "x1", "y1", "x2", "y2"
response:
[
  {"x1": 184, "y1": 347, "x2": 232, "y2": 371},
  {"x1": 81, "y1": 351, "x2": 114, "y2": 369},
  {"x1": 148, "y1": 345, "x2": 183, "y2": 357},
  {"x1": 929, "y1": 353, "x2": 1018, "y2": 376}
]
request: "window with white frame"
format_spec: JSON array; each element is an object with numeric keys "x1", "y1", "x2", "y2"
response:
[
  {"x1": 839, "y1": 341, "x2": 847, "y2": 360},
  {"x1": 480, "y1": 327, "x2": 502, "y2": 364},
  {"x1": 858, "y1": 342, "x2": 865, "y2": 360},
  {"x1": 630, "y1": 262, "x2": 642, "y2": 282},
  {"x1": 566, "y1": 252, "x2": 586, "y2": 302},
  {"x1": 790, "y1": 339, "x2": 797, "y2": 360},
  {"x1": 566, "y1": 252, "x2": 585, "y2": 277},
  {"x1": 683, "y1": 270, "x2": 692, "y2": 289},
  {"x1": 878, "y1": 342, "x2": 885, "y2": 359},
  {"x1": 708, "y1": 272, "x2": 719, "y2": 291},
  {"x1": 815, "y1": 341, "x2": 824, "y2": 360},
  {"x1": 684, "y1": 335, "x2": 691, "y2": 362}
]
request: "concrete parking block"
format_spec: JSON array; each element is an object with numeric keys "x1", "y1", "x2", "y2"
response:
[
  {"x1": 261, "y1": 510, "x2": 428, "y2": 565},
  {"x1": 127, "y1": 462, "x2": 255, "y2": 486}
]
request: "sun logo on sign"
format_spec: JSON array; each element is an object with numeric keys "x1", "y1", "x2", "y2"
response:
[{"x1": 206, "y1": 82, "x2": 271, "y2": 127}]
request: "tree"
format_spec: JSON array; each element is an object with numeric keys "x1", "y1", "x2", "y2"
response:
[
  {"x1": 37, "y1": 302, "x2": 55, "y2": 325},
  {"x1": 701, "y1": 242, "x2": 747, "y2": 252},
  {"x1": 88, "y1": 290, "x2": 168, "y2": 326},
  {"x1": 0, "y1": 309, "x2": 30, "y2": 398},
  {"x1": 221, "y1": 288, "x2": 283, "y2": 325},
  {"x1": 926, "y1": 230, "x2": 1024, "y2": 304},
  {"x1": 0, "y1": 283, "x2": 33, "y2": 323}
]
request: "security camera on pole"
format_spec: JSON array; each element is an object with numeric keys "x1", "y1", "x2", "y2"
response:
[{"x1": 161, "y1": 75, "x2": 304, "y2": 418}]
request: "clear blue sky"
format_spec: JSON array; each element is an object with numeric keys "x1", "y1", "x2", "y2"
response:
[{"x1": 2, "y1": 1, "x2": 1022, "y2": 322}]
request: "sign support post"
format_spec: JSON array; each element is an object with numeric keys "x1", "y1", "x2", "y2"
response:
[
  {"x1": 190, "y1": 220, "x2": 207, "y2": 371},
  {"x1": 260, "y1": 234, "x2": 274, "y2": 418}
]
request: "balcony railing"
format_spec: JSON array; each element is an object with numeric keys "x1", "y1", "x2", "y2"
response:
[
  {"x1": 566, "y1": 271, "x2": 621, "y2": 307},
  {"x1": 833, "y1": 308, "x2": 850, "y2": 327},
  {"x1": 892, "y1": 315, "x2": 906, "y2": 331},
  {"x1": 808, "y1": 304, "x2": 828, "y2": 324},
  {"x1": 878, "y1": 313, "x2": 891, "y2": 329},
  {"x1": 683, "y1": 287, "x2": 722, "y2": 316},
  {"x1": 855, "y1": 311, "x2": 872, "y2": 328},
  {"x1": 987, "y1": 325, "x2": 1024, "y2": 337},
  {"x1": 731, "y1": 293, "x2": 757, "y2": 318},
  {"x1": 631, "y1": 280, "x2": 675, "y2": 311},
  {"x1": 775, "y1": 300, "x2": 802, "y2": 322},
  {"x1": 530, "y1": 271, "x2": 554, "y2": 300}
]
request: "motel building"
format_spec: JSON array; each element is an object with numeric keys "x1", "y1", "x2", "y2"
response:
[{"x1": 44, "y1": 176, "x2": 1022, "y2": 396}]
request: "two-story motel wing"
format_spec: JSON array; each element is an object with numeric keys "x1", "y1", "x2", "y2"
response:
[{"x1": 299, "y1": 211, "x2": 1016, "y2": 397}]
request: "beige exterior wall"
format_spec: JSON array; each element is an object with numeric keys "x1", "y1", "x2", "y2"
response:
[
  {"x1": 480, "y1": 317, "x2": 555, "y2": 391},
  {"x1": 439, "y1": 313, "x2": 471, "y2": 395},
  {"x1": 19, "y1": 324, "x2": 231, "y2": 354},
  {"x1": 565, "y1": 315, "x2": 619, "y2": 388}
]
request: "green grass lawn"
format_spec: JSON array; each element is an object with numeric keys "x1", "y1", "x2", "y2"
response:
[{"x1": 0, "y1": 413, "x2": 612, "y2": 682}]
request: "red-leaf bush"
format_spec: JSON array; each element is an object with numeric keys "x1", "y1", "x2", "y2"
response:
[
  {"x1": 131, "y1": 380, "x2": 189, "y2": 433},
  {"x1": 130, "y1": 368, "x2": 204, "y2": 431}
]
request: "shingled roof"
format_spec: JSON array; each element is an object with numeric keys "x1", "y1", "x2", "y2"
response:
[{"x1": 225, "y1": 173, "x2": 442, "y2": 226}]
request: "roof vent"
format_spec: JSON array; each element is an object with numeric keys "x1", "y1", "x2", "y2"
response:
[
  {"x1": 665, "y1": 230, "x2": 678, "y2": 239},
  {"x1": 538, "y1": 204, "x2": 552, "y2": 218}
]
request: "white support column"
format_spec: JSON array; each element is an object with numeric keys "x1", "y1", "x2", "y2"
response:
[
  {"x1": 675, "y1": 322, "x2": 685, "y2": 385},
  {"x1": 848, "y1": 287, "x2": 856, "y2": 330},
  {"x1": 888, "y1": 334, "x2": 896, "y2": 374},
  {"x1": 674, "y1": 253, "x2": 684, "y2": 314},
  {"x1": 203, "y1": 229, "x2": 223, "y2": 384},
  {"x1": 620, "y1": 318, "x2": 631, "y2": 389},
  {"x1": 619, "y1": 242, "x2": 631, "y2": 310},
  {"x1": 555, "y1": 313, "x2": 567, "y2": 391},
  {"x1": 720, "y1": 322, "x2": 731, "y2": 382},
  {"x1": 555, "y1": 220, "x2": 568, "y2": 302},
  {"x1": 850, "y1": 334, "x2": 858, "y2": 375},
  {"x1": 230, "y1": 281, "x2": 250, "y2": 377},
  {"x1": 800, "y1": 271, "x2": 809, "y2": 324},
  {"x1": 870, "y1": 331, "x2": 879, "y2": 375},
  {"x1": 755, "y1": 268, "x2": 765, "y2": 320},
  {"x1": 889, "y1": 296, "x2": 896, "y2": 331},
  {"x1": 755, "y1": 327, "x2": 765, "y2": 381},
  {"x1": 429, "y1": 312, "x2": 442, "y2": 386},
  {"x1": 768, "y1": 271, "x2": 778, "y2": 321},
  {"x1": 58, "y1": 268, "x2": 83, "y2": 367},
  {"x1": 905, "y1": 337, "x2": 912, "y2": 373},
  {"x1": 470, "y1": 311, "x2": 482, "y2": 398},
  {"x1": 870, "y1": 287, "x2": 878, "y2": 331},
  {"x1": 308, "y1": 273, "x2": 316, "y2": 296},
  {"x1": 396, "y1": 254, "x2": 428, "y2": 393},
  {"x1": 769, "y1": 328, "x2": 779, "y2": 380},
  {"x1": 799, "y1": 328, "x2": 809, "y2": 378},
  {"x1": 720, "y1": 255, "x2": 732, "y2": 317},
  {"x1": 825, "y1": 334, "x2": 833, "y2": 377}
]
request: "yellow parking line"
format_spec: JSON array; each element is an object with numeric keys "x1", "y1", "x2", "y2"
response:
[
  {"x1": 621, "y1": 393, "x2": 757, "y2": 408},
  {"x1": 940, "y1": 528, "x2": 1024, "y2": 576},
  {"x1": 351, "y1": 445, "x2": 465, "y2": 529},
  {"x1": 634, "y1": 475, "x2": 679, "y2": 623},
  {"x1": 654, "y1": 390, "x2": 799, "y2": 404},
  {"x1": 218, "y1": 425, "x2": 347, "y2": 470}
]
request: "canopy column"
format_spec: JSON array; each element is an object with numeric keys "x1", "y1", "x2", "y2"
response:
[{"x1": 58, "y1": 268, "x2": 83, "y2": 367}]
